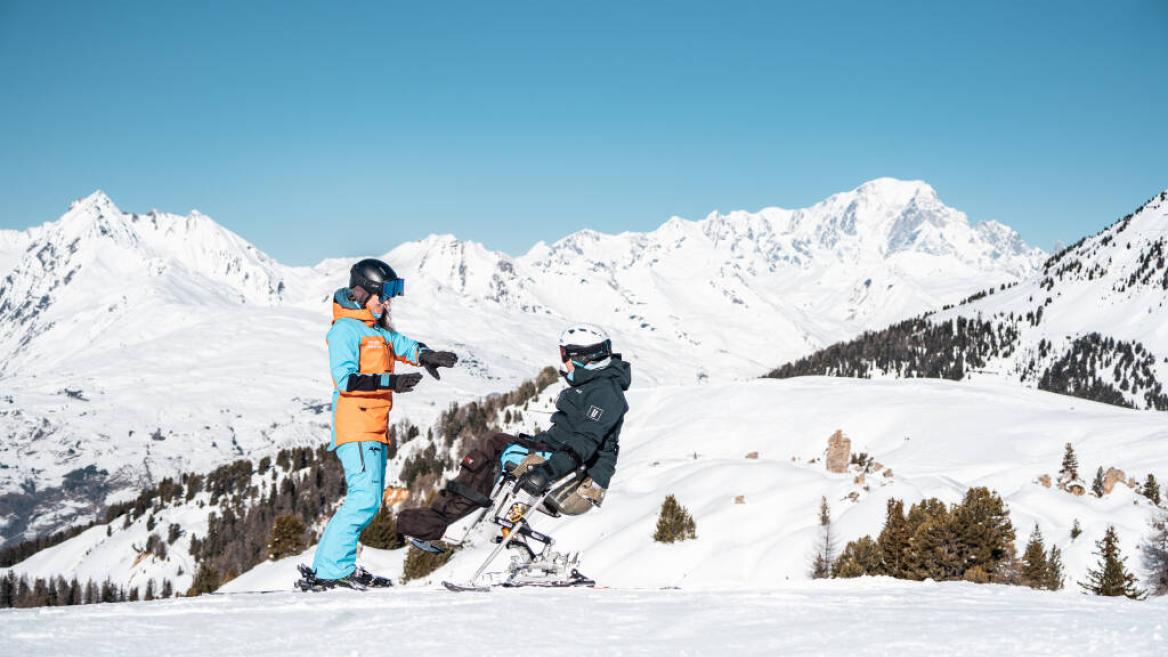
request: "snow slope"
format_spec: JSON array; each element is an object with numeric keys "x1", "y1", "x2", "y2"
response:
[
  {"x1": 0, "y1": 181, "x2": 1044, "y2": 544},
  {"x1": 228, "y1": 378, "x2": 1167, "y2": 593},
  {"x1": 12, "y1": 377, "x2": 1165, "y2": 598},
  {"x1": 1, "y1": 581, "x2": 1164, "y2": 657}
]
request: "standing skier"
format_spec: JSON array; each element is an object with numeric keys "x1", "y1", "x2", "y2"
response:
[
  {"x1": 397, "y1": 324, "x2": 631, "y2": 550},
  {"x1": 300, "y1": 258, "x2": 458, "y2": 590}
]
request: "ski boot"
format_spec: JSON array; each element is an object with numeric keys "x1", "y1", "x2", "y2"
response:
[
  {"x1": 296, "y1": 564, "x2": 372, "y2": 592},
  {"x1": 351, "y1": 566, "x2": 394, "y2": 588}
]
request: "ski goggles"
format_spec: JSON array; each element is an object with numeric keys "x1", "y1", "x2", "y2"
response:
[
  {"x1": 559, "y1": 340, "x2": 611, "y2": 364},
  {"x1": 381, "y1": 278, "x2": 406, "y2": 298}
]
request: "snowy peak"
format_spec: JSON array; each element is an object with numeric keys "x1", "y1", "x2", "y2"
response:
[{"x1": 0, "y1": 192, "x2": 291, "y2": 372}]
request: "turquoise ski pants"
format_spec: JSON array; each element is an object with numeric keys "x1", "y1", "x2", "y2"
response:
[{"x1": 312, "y1": 441, "x2": 387, "y2": 580}]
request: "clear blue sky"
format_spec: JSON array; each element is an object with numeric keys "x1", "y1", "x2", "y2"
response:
[{"x1": 1, "y1": 1, "x2": 1165, "y2": 263}]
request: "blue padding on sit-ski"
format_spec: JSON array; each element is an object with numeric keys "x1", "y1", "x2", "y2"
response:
[{"x1": 499, "y1": 444, "x2": 552, "y2": 473}]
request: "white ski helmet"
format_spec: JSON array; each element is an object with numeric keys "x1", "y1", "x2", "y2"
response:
[{"x1": 558, "y1": 323, "x2": 613, "y2": 369}]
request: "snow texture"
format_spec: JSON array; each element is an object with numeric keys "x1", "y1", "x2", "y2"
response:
[
  {"x1": 0, "y1": 581, "x2": 1163, "y2": 657},
  {"x1": 10, "y1": 378, "x2": 1166, "y2": 599}
]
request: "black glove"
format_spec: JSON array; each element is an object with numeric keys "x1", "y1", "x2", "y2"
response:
[
  {"x1": 419, "y1": 349, "x2": 458, "y2": 380},
  {"x1": 517, "y1": 463, "x2": 553, "y2": 496},
  {"x1": 383, "y1": 372, "x2": 422, "y2": 393}
]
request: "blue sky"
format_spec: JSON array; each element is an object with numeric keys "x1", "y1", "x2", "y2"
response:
[{"x1": 1, "y1": 1, "x2": 1165, "y2": 264}]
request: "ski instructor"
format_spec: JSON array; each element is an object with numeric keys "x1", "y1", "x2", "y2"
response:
[{"x1": 300, "y1": 258, "x2": 458, "y2": 590}]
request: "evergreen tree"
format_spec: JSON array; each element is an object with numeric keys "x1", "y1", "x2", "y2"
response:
[
  {"x1": 161, "y1": 579, "x2": 174, "y2": 598},
  {"x1": 1071, "y1": 519, "x2": 1082, "y2": 541},
  {"x1": 832, "y1": 536, "x2": 880, "y2": 578},
  {"x1": 1092, "y1": 467, "x2": 1106, "y2": 497},
  {"x1": 949, "y1": 487, "x2": 1016, "y2": 583},
  {"x1": 1141, "y1": 511, "x2": 1168, "y2": 596},
  {"x1": 811, "y1": 496, "x2": 836, "y2": 579},
  {"x1": 267, "y1": 514, "x2": 308, "y2": 560},
  {"x1": 1021, "y1": 524, "x2": 1048, "y2": 589},
  {"x1": 84, "y1": 580, "x2": 98, "y2": 604},
  {"x1": 1045, "y1": 545, "x2": 1065, "y2": 591},
  {"x1": 1079, "y1": 525, "x2": 1144, "y2": 599},
  {"x1": 1059, "y1": 443, "x2": 1080, "y2": 483},
  {"x1": 876, "y1": 499, "x2": 910, "y2": 577},
  {"x1": 1143, "y1": 474, "x2": 1161, "y2": 506},
  {"x1": 902, "y1": 498, "x2": 954, "y2": 580},
  {"x1": 187, "y1": 563, "x2": 221, "y2": 596},
  {"x1": 144, "y1": 579, "x2": 155, "y2": 601},
  {"x1": 653, "y1": 495, "x2": 697, "y2": 543}
]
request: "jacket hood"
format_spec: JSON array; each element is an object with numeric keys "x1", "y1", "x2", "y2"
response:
[
  {"x1": 566, "y1": 355, "x2": 631, "y2": 390},
  {"x1": 333, "y1": 287, "x2": 362, "y2": 310},
  {"x1": 332, "y1": 288, "x2": 376, "y2": 326}
]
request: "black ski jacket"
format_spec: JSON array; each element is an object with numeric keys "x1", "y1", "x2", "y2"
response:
[{"x1": 535, "y1": 356, "x2": 631, "y2": 489}]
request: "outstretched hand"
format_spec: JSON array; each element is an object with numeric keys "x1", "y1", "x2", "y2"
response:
[{"x1": 419, "y1": 350, "x2": 458, "y2": 380}]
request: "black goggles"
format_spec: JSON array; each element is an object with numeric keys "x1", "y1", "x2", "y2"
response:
[{"x1": 560, "y1": 340, "x2": 610, "y2": 363}]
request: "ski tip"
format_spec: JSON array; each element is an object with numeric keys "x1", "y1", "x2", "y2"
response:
[{"x1": 442, "y1": 580, "x2": 490, "y2": 593}]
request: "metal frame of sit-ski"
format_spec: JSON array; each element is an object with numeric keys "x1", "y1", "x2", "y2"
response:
[{"x1": 443, "y1": 469, "x2": 589, "y2": 591}]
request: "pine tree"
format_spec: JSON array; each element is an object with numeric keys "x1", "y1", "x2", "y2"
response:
[
  {"x1": 187, "y1": 563, "x2": 221, "y2": 596},
  {"x1": 904, "y1": 498, "x2": 955, "y2": 580},
  {"x1": 144, "y1": 579, "x2": 155, "y2": 601},
  {"x1": 1079, "y1": 525, "x2": 1144, "y2": 599},
  {"x1": 1143, "y1": 474, "x2": 1162, "y2": 506},
  {"x1": 653, "y1": 495, "x2": 697, "y2": 543},
  {"x1": 267, "y1": 514, "x2": 308, "y2": 560},
  {"x1": 1021, "y1": 524, "x2": 1048, "y2": 589},
  {"x1": 1142, "y1": 510, "x2": 1168, "y2": 596},
  {"x1": 832, "y1": 536, "x2": 880, "y2": 578},
  {"x1": 1071, "y1": 519, "x2": 1082, "y2": 541},
  {"x1": 811, "y1": 496, "x2": 836, "y2": 579},
  {"x1": 1092, "y1": 467, "x2": 1105, "y2": 498},
  {"x1": 949, "y1": 487, "x2": 1016, "y2": 583},
  {"x1": 160, "y1": 579, "x2": 173, "y2": 598},
  {"x1": 1045, "y1": 545, "x2": 1065, "y2": 591},
  {"x1": 1059, "y1": 442, "x2": 1080, "y2": 483},
  {"x1": 876, "y1": 499, "x2": 910, "y2": 577}
]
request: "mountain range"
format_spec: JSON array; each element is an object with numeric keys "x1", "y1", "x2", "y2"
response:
[
  {"x1": 1, "y1": 178, "x2": 1045, "y2": 544},
  {"x1": 770, "y1": 189, "x2": 1168, "y2": 410}
]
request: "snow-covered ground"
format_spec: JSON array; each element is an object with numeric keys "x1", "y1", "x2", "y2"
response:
[
  {"x1": 1, "y1": 581, "x2": 1163, "y2": 657},
  {"x1": 215, "y1": 377, "x2": 1163, "y2": 595}
]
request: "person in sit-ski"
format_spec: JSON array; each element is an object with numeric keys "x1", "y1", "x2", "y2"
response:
[{"x1": 396, "y1": 323, "x2": 631, "y2": 551}]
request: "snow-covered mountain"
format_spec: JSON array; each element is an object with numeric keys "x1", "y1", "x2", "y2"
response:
[
  {"x1": 0, "y1": 181, "x2": 1043, "y2": 545},
  {"x1": 770, "y1": 189, "x2": 1168, "y2": 410}
]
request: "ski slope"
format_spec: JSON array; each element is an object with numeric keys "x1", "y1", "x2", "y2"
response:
[
  {"x1": 208, "y1": 377, "x2": 1166, "y2": 594},
  {"x1": 0, "y1": 581, "x2": 1163, "y2": 657}
]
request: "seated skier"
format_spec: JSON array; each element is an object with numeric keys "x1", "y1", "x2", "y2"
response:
[{"x1": 396, "y1": 323, "x2": 631, "y2": 550}]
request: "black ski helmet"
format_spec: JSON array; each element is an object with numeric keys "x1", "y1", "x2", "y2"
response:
[{"x1": 349, "y1": 258, "x2": 403, "y2": 299}]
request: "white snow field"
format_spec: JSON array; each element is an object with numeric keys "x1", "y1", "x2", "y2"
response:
[
  {"x1": 1, "y1": 582, "x2": 1164, "y2": 657},
  {"x1": 213, "y1": 378, "x2": 1167, "y2": 596},
  {"x1": 8, "y1": 377, "x2": 1166, "y2": 596}
]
